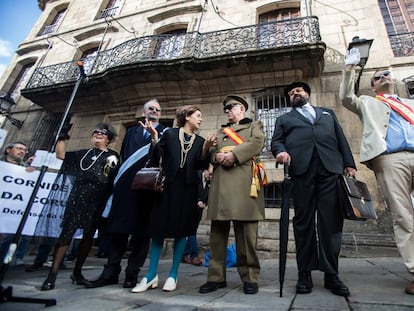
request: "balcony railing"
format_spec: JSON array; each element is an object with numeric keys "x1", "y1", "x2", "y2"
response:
[
  {"x1": 26, "y1": 16, "x2": 321, "y2": 89},
  {"x1": 100, "y1": 6, "x2": 119, "y2": 19},
  {"x1": 39, "y1": 23, "x2": 58, "y2": 36},
  {"x1": 389, "y1": 32, "x2": 414, "y2": 57}
]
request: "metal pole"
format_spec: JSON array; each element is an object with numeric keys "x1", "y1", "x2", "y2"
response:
[{"x1": 0, "y1": 61, "x2": 86, "y2": 307}]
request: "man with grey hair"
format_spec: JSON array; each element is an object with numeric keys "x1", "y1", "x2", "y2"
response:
[
  {"x1": 1, "y1": 141, "x2": 28, "y2": 165},
  {"x1": 86, "y1": 99, "x2": 167, "y2": 289}
]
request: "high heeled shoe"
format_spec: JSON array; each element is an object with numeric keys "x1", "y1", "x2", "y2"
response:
[
  {"x1": 70, "y1": 272, "x2": 91, "y2": 286},
  {"x1": 131, "y1": 275, "x2": 158, "y2": 293},
  {"x1": 41, "y1": 272, "x2": 57, "y2": 291},
  {"x1": 162, "y1": 277, "x2": 177, "y2": 291}
]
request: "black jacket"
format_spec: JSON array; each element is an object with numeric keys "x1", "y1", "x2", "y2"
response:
[{"x1": 271, "y1": 107, "x2": 356, "y2": 176}]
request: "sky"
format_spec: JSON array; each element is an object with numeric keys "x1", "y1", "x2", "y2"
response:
[{"x1": 0, "y1": 0, "x2": 42, "y2": 76}]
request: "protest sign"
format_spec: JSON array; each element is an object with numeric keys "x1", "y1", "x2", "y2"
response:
[{"x1": 0, "y1": 161, "x2": 70, "y2": 236}]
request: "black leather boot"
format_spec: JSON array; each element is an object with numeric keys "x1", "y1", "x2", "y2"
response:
[{"x1": 296, "y1": 271, "x2": 313, "y2": 294}]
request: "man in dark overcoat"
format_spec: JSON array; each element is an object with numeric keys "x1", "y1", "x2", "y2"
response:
[
  {"x1": 85, "y1": 99, "x2": 167, "y2": 288},
  {"x1": 199, "y1": 94, "x2": 265, "y2": 295},
  {"x1": 271, "y1": 82, "x2": 356, "y2": 297}
]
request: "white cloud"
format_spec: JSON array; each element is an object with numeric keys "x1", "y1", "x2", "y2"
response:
[{"x1": 0, "y1": 39, "x2": 13, "y2": 57}]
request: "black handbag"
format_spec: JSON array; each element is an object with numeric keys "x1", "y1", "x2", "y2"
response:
[
  {"x1": 131, "y1": 159, "x2": 164, "y2": 192},
  {"x1": 337, "y1": 175, "x2": 377, "y2": 221}
]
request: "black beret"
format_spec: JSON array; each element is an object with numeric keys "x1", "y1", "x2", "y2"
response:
[
  {"x1": 222, "y1": 94, "x2": 248, "y2": 110},
  {"x1": 284, "y1": 81, "x2": 311, "y2": 99}
]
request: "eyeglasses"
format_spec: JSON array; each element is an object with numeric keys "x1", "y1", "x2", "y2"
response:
[
  {"x1": 93, "y1": 129, "x2": 108, "y2": 136},
  {"x1": 223, "y1": 103, "x2": 240, "y2": 112},
  {"x1": 13, "y1": 146, "x2": 27, "y2": 153},
  {"x1": 373, "y1": 70, "x2": 391, "y2": 81},
  {"x1": 147, "y1": 106, "x2": 161, "y2": 112}
]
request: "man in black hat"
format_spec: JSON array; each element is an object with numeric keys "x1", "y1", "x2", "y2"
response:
[{"x1": 271, "y1": 82, "x2": 356, "y2": 296}]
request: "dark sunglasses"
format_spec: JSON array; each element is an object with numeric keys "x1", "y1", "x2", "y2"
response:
[
  {"x1": 147, "y1": 106, "x2": 161, "y2": 112},
  {"x1": 223, "y1": 103, "x2": 240, "y2": 112},
  {"x1": 373, "y1": 70, "x2": 391, "y2": 81},
  {"x1": 93, "y1": 129, "x2": 108, "y2": 136}
]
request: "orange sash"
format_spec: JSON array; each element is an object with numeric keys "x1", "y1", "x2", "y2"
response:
[
  {"x1": 222, "y1": 127, "x2": 267, "y2": 187},
  {"x1": 376, "y1": 94, "x2": 414, "y2": 125}
]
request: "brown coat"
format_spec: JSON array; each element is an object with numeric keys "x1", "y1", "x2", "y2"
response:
[{"x1": 207, "y1": 118, "x2": 265, "y2": 221}]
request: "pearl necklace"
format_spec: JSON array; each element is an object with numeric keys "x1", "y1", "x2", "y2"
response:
[
  {"x1": 80, "y1": 148, "x2": 106, "y2": 171},
  {"x1": 179, "y1": 127, "x2": 196, "y2": 168}
]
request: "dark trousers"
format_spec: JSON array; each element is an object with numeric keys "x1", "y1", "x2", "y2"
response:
[
  {"x1": 291, "y1": 151, "x2": 343, "y2": 275},
  {"x1": 103, "y1": 233, "x2": 150, "y2": 278}
]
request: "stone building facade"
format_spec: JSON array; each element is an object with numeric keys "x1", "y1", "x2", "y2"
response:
[{"x1": 1, "y1": 0, "x2": 413, "y2": 257}]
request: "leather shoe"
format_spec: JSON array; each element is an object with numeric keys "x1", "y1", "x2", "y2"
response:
[
  {"x1": 405, "y1": 280, "x2": 414, "y2": 295},
  {"x1": 162, "y1": 277, "x2": 177, "y2": 291},
  {"x1": 123, "y1": 276, "x2": 137, "y2": 289},
  {"x1": 243, "y1": 282, "x2": 258, "y2": 294},
  {"x1": 70, "y1": 273, "x2": 91, "y2": 286},
  {"x1": 181, "y1": 256, "x2": 191, "y2": 264},
  {"x1": 324, "y1": 274, "x2": 350, "y2": 297},
  {"x1": 199, "y1": 281, "x2": 227, "y2": 293},
  {"x1": 296, "y1": 272, "x2": 313, "y2": 294},
  {"x1": 131, "y1": 275, "x2": 158, "y2": 293},
  {"x1": 84, "y1": 274, "x2": 118, "y2": 288}
]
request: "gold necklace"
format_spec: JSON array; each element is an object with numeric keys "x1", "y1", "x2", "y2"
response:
[
  {"x1": 80, "y1": 148, "x2": 105, "y2": 171},
  {"x1": 179, "y1": 127, "x2": 196, "y2": 168}
]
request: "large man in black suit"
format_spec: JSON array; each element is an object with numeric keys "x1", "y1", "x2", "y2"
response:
[
  {"x1": 271, "y1": 82, "x2": 356, "y2": 297},
  {"x1": 86, "y1": 99, "x2": 167, "y2": 288}
]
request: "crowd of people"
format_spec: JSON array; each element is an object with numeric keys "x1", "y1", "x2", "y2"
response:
[{"x1": 2, "y1": 55, "x2": 414, "y2": 297}]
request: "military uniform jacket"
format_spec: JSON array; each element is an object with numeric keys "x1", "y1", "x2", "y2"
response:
[{"x1": 207, "y1": 118, "x2": 265, "y2": 221}]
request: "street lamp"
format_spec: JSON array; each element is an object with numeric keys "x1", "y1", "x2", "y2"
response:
[
  {"x1": 0, "y1": 93, "x2": 24, "y2": 129},
  {"x1": 348, "y1": 36, "x2": 374, "y2": 94}
]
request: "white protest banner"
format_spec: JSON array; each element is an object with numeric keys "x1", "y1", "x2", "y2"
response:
[{"x1": 0, "y1": 161, "x2": 70, "y2": 236}]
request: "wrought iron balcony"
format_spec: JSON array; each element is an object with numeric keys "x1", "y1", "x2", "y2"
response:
[
  {"x1": 25, "y1": 16, "x2": 321, "y2": 90},
  {"x1": 389, "y1": 32, "x2": 414, "y2": 57}
]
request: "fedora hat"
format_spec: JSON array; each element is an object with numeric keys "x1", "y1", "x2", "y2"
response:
[{"x1": 284, "y1": 81, "x2": 311, "y2": 99}]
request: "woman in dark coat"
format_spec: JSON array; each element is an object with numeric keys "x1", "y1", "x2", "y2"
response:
[
  {"x1": 131, "y1": 105, "x2": 216, "y2": 292},
  {"x1": 40, "y1": 123, "x2": 120, "y2": 290}
]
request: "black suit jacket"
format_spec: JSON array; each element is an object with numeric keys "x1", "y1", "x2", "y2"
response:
[
  {"x1": 121, "y1": 124, "x2": 166, "y2": 161},
  {"x1": 271, "y1": 106, "x2": 356, "y2": 176},
  {"x1": 108, "y1": 123, "x2": 167, "y2": 234},
  {"x1": 149, "y1": 128, "x2": 209, "y2": 184}
]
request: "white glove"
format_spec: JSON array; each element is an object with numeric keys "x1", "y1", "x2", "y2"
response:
[{"x1": 344, "y1": 47, "x2": 361, "y2": 66}]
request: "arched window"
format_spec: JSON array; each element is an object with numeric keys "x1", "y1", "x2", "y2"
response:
[
  {"x1": 39, "y1": 8, "x2": 67, "y2": 36},
  {"x1": 379, "y1": 0, "x2": 414, "y2": 56},
  {"x1": 258, "y1": 8, "x2": 301, "y2": 48},
  {"x1": 100, "y1": 0, "x2": 122, "y2": 19},
  {"x1": 9, "y1": 62, "x2": 36, "y2": 100}
]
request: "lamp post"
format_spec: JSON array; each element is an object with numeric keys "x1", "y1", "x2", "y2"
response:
[
  {"x1": 0, "y1": 94, "x2": 24, "y2": 129},
  {"x1": 348, "y1": 36, "x2": 374, "y2": 95}
]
